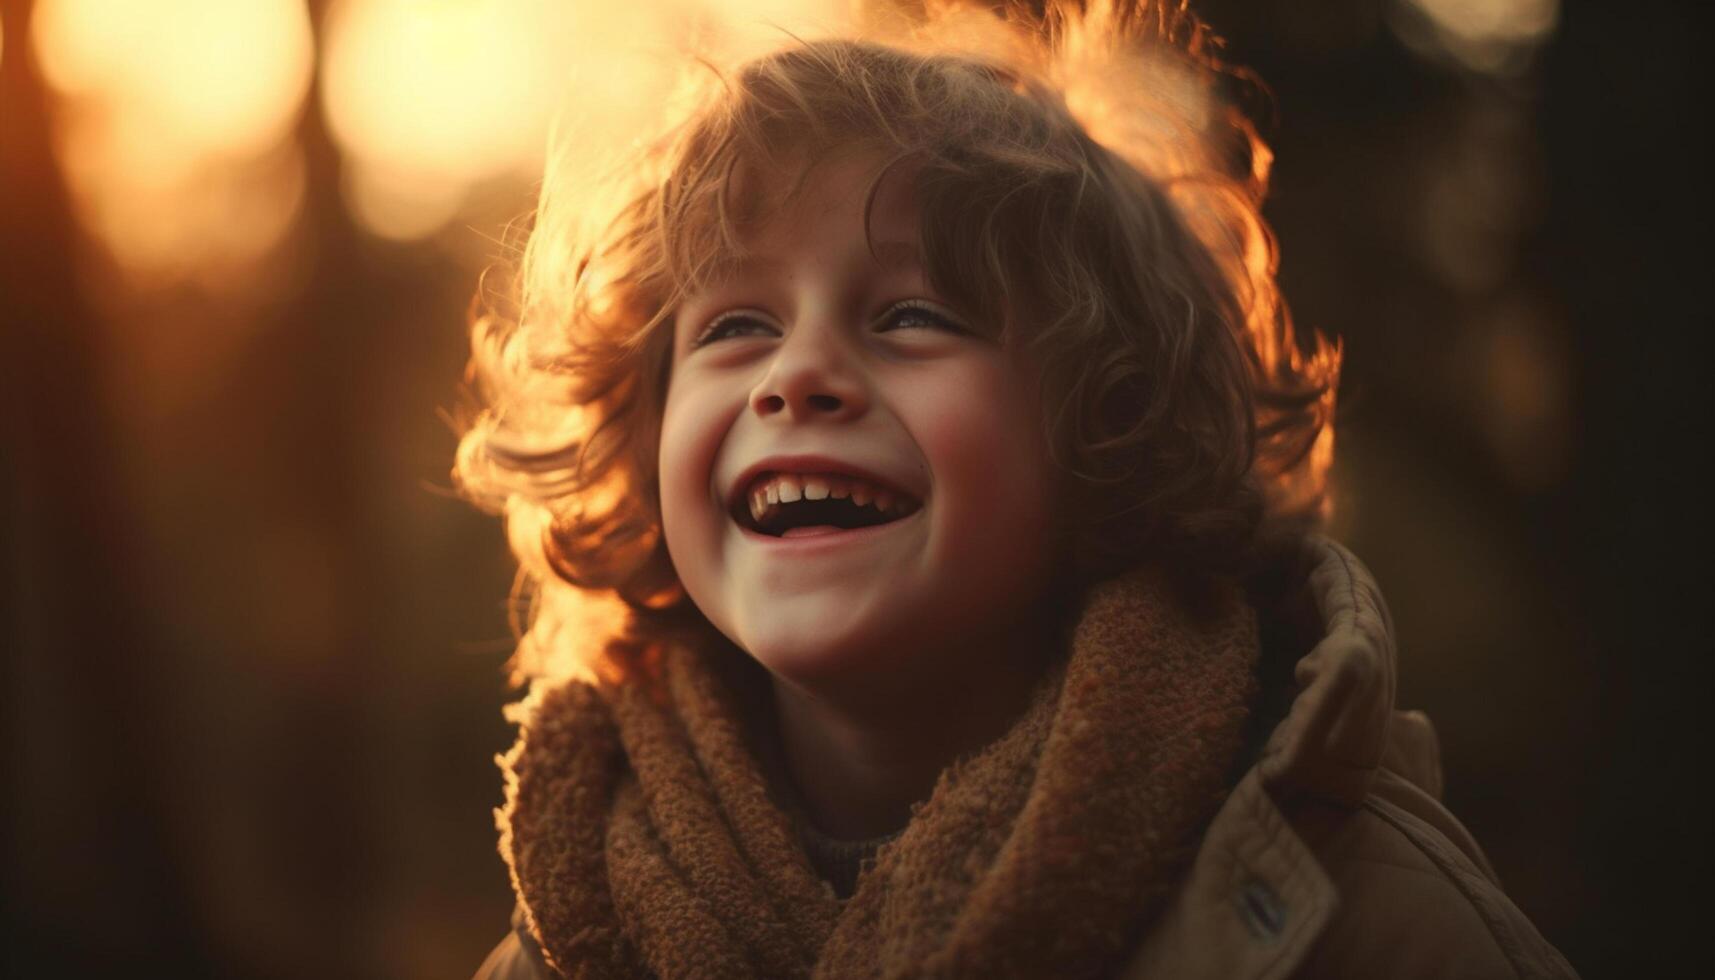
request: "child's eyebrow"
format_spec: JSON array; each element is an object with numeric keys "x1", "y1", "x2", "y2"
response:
[{"x1": 702, "y1": 239, "x2": 923, "y2": 289}]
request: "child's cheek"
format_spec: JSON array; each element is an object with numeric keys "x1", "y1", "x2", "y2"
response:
[
  {"x1": 908, "y1": 359, "x2": 1049, "y2": 536},
  {"x1": 656, "y1": 378, "x2": 728, "y2": 569}
]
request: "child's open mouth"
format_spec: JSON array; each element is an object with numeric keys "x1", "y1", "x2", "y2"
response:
[
  {"x1": 729, "y1": 471, "x2": 924, "y2": 539},
  {"x1": 733, "y1": 510, "x2": 924, "y2": 550}
]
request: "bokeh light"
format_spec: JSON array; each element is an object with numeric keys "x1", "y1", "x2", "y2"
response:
[
  {"x1": 320, "y1": 0, "x2": 573, "y2": 240},
  {"x1": 31, "y1": 0, "x2": 314, "y2": 290},
  {"x1": 1392, "y1": 0, "x2": 1559, "y2": 74},
  {"x1": 320, "y1": 0, "x2": 845, "y2": 242}
]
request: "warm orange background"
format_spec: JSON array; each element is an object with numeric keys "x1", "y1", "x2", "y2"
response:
[{"x1": 2, "y1": 2, "x2": 1698, "y2": 977}]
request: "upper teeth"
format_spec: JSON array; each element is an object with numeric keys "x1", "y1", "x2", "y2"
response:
[{"x1": 745, "y1": 472, "x2": 919, "y2": 526}]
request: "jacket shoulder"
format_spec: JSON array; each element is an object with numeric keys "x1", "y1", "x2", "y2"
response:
[
  {"x1": 471, "y1": 906, "x2": 557, "y2": 980},
  {"x1": 1288, "y1": 770, "x2": 1579, "y2": 980}
]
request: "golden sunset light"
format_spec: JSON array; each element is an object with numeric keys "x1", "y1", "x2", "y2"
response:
[
  {"x1": 321, "y1": 0, "x2": 845, "y2": 241},
  {"x1": 30, "y1": 0, "x2": 313, "y2": 288},
  {"x1": 10, "y1": 3, "x2": 1679, "y2": 978}
]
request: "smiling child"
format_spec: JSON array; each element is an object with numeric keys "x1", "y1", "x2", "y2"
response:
[
  {"x1": 460, "y1": 3, "x2": 1578, "y2": 978},
  {"x1": 658, "y1": 144, "x2": 1073, "y2": 843}
]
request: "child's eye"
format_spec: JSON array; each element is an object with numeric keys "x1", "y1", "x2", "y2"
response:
[
  {"x1": 690, "y1": 300, "x2": 967, "y2": 349},
  {"x1": 878, "y1": 299, "x2": 968, "y2": 334},
  {"x1": 691, "y1": 310, "x2": 775, "y2": 348}
]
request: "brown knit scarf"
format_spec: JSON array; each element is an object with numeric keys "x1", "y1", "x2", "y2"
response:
[{"x1": 497, "y1": 561, "x2": 1260, "y2": 979}]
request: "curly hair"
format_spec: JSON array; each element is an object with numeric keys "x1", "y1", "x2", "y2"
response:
[{"x1": 455, "y1": 1, "x2": 1341, "y2": 685}]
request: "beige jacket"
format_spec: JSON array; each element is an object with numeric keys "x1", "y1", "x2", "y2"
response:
[{"x1": 474, "y1": 536, "x2": 1578, "y2": 979}]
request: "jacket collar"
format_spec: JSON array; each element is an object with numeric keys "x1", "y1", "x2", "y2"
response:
[
  {"x1": 1120, "y1": 534, "x2": 1399, "y2": 979},
  {"x1": 1119, "y1": 768, "x2": 1337, "y2": 980},
  {"x1": 1253, "y1": 534, "x2": 1399, "y2": 806}
]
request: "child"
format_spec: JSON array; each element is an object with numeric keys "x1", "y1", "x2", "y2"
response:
[{"x1": 459, "y1": 2, "x2": 1578, "y2": 977}]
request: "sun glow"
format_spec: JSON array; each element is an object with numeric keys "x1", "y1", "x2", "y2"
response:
[
  {"x1": 31, "y1": 0, "x2": 314, "y2": 289},
  {"x1": 320, "y1": 0, "x2": 847, "y2": 241}
]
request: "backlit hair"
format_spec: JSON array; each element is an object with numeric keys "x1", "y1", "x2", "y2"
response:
[{"x1": 455, "y1": 1, "x2": 1342, "y2": 685}]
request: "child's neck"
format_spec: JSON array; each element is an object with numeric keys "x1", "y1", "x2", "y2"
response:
[{"x1": 766, "y1": 606, "x2": 1068, "y2": 841}]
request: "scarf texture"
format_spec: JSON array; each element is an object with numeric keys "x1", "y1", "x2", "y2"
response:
[{"x1": 498, "y1": 562, "x2": 1261, "y2": 979}]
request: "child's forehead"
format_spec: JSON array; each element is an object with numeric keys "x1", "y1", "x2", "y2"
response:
[
  {"x1": 731, "y1": 146, "x2": 919, "y2": 225},
  {"x1": 684, "y1": 156, "x2": 927, "y2": 293}
]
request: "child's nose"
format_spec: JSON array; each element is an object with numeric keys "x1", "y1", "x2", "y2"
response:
[{"x1": 748, "y1": 321, "x2": 869, "y2": 422}]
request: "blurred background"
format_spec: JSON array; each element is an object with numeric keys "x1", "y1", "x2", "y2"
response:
[{"x1": 1, "y1": 0, "x2": 1702, "y2": 977}]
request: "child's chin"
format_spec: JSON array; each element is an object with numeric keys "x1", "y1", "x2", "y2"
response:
[{"x1": 740, "y1": 621, "x2": 904, "y2": 682}]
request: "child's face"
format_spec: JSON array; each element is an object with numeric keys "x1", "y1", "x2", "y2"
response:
[{"x1": 658, "y1": 148, "x2": 1064, "y2": 695}]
